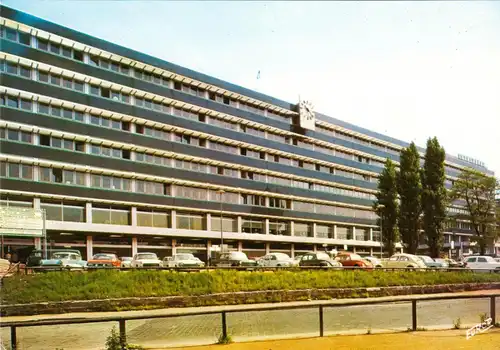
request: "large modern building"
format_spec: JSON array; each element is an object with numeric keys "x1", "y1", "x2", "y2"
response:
[{"x1": 0, "y1": 5, "x2": 496, "y2": 262}]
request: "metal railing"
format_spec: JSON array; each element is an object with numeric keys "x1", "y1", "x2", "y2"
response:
[{"x1": 1, "y1": 293, "x2": 497, "y2": 350}]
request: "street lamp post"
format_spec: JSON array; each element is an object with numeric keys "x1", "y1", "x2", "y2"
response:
[
  {"x1": 217, "y1": 189, "x2": 225, "y2": 252},
  {"x1": 379, "y1": 215, "x2": 383, "y2": 258}
]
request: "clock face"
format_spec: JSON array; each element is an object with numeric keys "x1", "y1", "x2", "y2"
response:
[{"x1": 299, "y1": 100, "x2": 315, "y2": 121}]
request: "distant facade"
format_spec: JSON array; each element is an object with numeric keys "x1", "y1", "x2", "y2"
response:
[{"x1": 0, "y1": 5, "x2": 495, "y2": 262}]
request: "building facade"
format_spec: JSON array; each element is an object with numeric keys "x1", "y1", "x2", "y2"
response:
[{"x1": 0, "y1": 6, "x2": 495, "y2": 262}]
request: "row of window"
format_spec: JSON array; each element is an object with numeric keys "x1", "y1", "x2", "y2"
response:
[
  {"x1": 1, "y1": 125, "x2": 378, "y2": 200},
  {"x1": 2, "y1": 62, "x2": 390, "y2": 172},
  {"x1": 0, "y1": 161, "x2": 375, "y2": 217},
  {"x1": 0, "y1": 26, "x2": 479, "y2": 175},
  {"x1": 14, "y1": 197, "x2": 377, "y2": 240}
]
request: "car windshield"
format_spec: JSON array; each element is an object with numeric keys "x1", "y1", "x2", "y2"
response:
[
  {"x1": 136, "y1": 254, "x2": 157, "y2": 260},
  {"x1": 121, "y1": 257, "x2": 132, "y2": 261},
  {"x1": 273, "y1": 253, "x2": 290, "y2": 260},
  {"x1": 418, "y1": 256, "x2": 433, "y2": 262},
  {"x1": 51, "y1": 253, "x2": 71, "y2": 259},
  {"x1": 92, "y1": 254, "x2": 115, "y2": 260},
  {"x1": 175, "y1": 254, "x2": 195, "y2": 260}
]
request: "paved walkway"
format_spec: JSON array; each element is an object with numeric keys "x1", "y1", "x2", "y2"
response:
[
  {"x1": 169, "y1": 329, "x2": 500, "y2": 350},
  {"x1": 1, "y1": 290, "x2": 498, "y2": 349}
]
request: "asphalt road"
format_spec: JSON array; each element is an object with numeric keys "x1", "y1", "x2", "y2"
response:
[{"x1": 1, "y1": 296, "x2": 499, "y2": 350}]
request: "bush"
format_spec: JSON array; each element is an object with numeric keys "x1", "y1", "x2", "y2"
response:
[
  {"x1": 453, "y1": 317, "x2": 461, "y2": 329},
  {"x1": 2, "y1": 269, "x2": 500, "y2": 305},
  {"x1": 104, "y1": 326, "x2": 144, "y2": 350}
]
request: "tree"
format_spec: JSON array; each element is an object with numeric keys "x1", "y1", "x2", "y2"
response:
[
  {"x1": 397, "y1": 142, "x2": 422, "y2": 254},
  {"x1": 374, "y1": 159, "x2": 399, "y2": 256},
  {"x1": 449, "y1": 168, "x2": 499, "y2": 255},
  {"x1": 421, "y1": 137, "x2": 447, "y2": 258}
]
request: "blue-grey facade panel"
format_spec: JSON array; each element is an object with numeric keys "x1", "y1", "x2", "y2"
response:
[
  {"x1": 0, "y1": 140, "x2": 374, "y2": 207},
  {"x1": 0, "y1": 5, "x2": 294, "y2": 111},
  {"x1": 1, "y1": 74, "x2": 387, "y2": 174},
  {"x1": 1, "y1": 39, "x2": 401, "y2": 162},
  {"x1": 1, "y1": 107, "x2": 379, "y2": 191},
  {"x1": 0, "y1": 178, "x2": 376, "y2": 226}
]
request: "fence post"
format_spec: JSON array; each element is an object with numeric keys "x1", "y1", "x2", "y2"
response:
[
  {"x1": 319, "y1": 305, "x2": 324, "y2": 337},
  {"x1": 221, "y1": 312, "x2": 228, "y2": 339},
  {"x1": 11, "y1": 326, "x2": 17, "y2": 350},
  {"x1": 411, "y1": 300, "x2": 417, "y2": 331},
  {"x1": 491, "y1": 296, "x2": 496, "y2": 325},
  {"x1": 119, "y1": 319, "x2": 126, "y2": 350}
]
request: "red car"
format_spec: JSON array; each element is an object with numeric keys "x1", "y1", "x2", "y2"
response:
[
  {"x1": 87, "y1": 253, "x2": 121, "y2": 268},
  {"x1": 335, "y1": 252, "x2": 373, "y2": 269}
]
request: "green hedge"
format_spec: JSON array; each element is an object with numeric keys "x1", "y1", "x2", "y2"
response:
[{"x1": 4, "y1": 269, "x2": 500, "y2": 304}]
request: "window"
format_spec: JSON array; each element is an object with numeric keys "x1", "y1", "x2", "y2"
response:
[
  {"x1": 20, "y1": 99, "x2": 32, "y2": 111},
  {"x1": 20, "y1": 66, "x2": 31, "y2": 78},
  {"x1": 1, "y1": 162, "x2": 33, "y2": 180},
  {"x1": 294, "y1": 223, "x2": 312, "y2": 237},
  {"x1": 316, "y1": 225, "x2": 332, "y2": 238},
  {"x1": 137, "y1": 210, "x2": 170, "y2": 228},
  {"x1": 269, "y1": 198, "x2": 290, "y2": 209},
  {"x1": 242, "y1": 218, "x2": 264, "y2": 234},
  {"x1": 269, "y1": 221, "x2": 290, "y2": 236},
  {"x1": 92, "y1": 207, "x2": 130, "y2": 225},
  {"x1": 241, "y1": 194, "x2": 266, "y2": 206},
  {"x1": 176, "y1": 212, "x2": 204, "y2": 230},
  {"x1": 135, "y1": 180, "x2": 167, "y2": 196},
  {"x1": 6, "y1": 95, "x2": 18, "y2": 108},
  {"x1": 211, "y1": 216, "x2": 237, "y2": 232},
  {"x1": 176, "y1": 185, "x2": 207, "y2": 201}
]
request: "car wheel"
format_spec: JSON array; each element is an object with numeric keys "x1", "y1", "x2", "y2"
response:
[{"x1": 407, "y1": 265, "x2": 415, "y2": 270}]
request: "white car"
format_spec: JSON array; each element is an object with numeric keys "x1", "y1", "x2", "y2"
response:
[
  {"x1": 464, "y1": 256, "x2": 500, "y2": 273},
  {"x1": 382, "y1": 253, "x2": 427, "y2": 269},
  {"x1": 364, "y1": 256, "x2": 383, "y2": 268},
  {"x1": 120, "y1": 256, "x2": 133, "y2": 268},
  {"x1": 163, "y1": 253, "x2": 205, "y2": 267},
  {"x1": 130, "y1": 252, "x2": 162, "y2": 268},
  {"x1": 258, "y1": 253, "x2": 293, "y2": 267}
]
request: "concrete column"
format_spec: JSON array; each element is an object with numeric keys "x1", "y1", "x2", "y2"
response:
[
  {"x1": 207, "y1": 240, "x2": 211, "y2": 263},
  {"x1": 290, "y1": 244, "x2": 295, "y2": 258},
  {"x1": 33, "y1": 198, "x2": 41, "y2": 209},
  {"x1": 171, "y1": 238, "x2": 176, "y2": 255},
  {"x1": 238, "y1": 241, "x2": 243, "y2": 252},
  {"x1": 86, "y1": 236, "x2": 93, "y2": 259},
  {"x1": 370, "y1": 228, "x2": 374, "y2": 241},
  {"x1": 132, "y1": 237, "x2": 138, "y2": 256},
  {"x1": 265, "y1": 242, "x2": 270, "y2": 254},
  {"x1": 85, "y1": 203, "x2": 92, "y2": 223},
  {"x1": 313, "y1": 244, "x2": 317, "y2": 253},
  {"x1": 352, "y1": 227, "x2": 356, "y2": 241},
  {"x1": 129, "y1": 122, "x2": 136, "y2": 133},
  {"x1": 34, "y1": 237, "x2": 42, "y2": 249},
  {"x1": 312, "y1": 223, "x2": 317, "y2": 238},
  {"x1": 264, "y1": 218, "x2": 270, "y2": 235},
  {"x1": 370, "y1": 247, "x2": 373, "y2": 256},
  {"x1": 237, "y1": 216, "x2": 242, "y2": 234},
  {"x1": 333, "y1": 225, "x2": 337, "y2": 240},
  {"x1": 85, "y1": 173, "x2": 91, "y2": 187},
  {"x1": 289, "y1": 221, "x2": 295, "y2": 236},
  {"x1": 131, "y1": 207, "x2": 137, "y2": 226},
  {"x1": 171, "y1": 210, "x2": 177, "y2": 229},
  {"x1": 206, "y1": 213, "x2": 212, "y2": 232},
  {"x1": 353, "y1": 246, "x2": 357, "y2": 253}
]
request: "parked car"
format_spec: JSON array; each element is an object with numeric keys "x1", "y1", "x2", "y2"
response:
[
  {"x1": 335, "y1": 252, "x2": 373, "y2": 268},
  {"x1": 291, "y1": 254, "x2": 305, "y2": 267},
  {"x1": 433, "y1": 258, "x2": 450, "y2": 268},
  {"x1": 130, "y1": 252, "x2": 162, "y2": 268},
  {"x1": 463, "y1": 255, "x2": 500, "y2": 273},
  {"x1": 120, "y1": 257, "x2": 133, "y2": 268},
  {"x1": 87, "y1": 253, "x2": 121, "y2": 268},
  {"x1": 417, "y1": 255, "x2": 447, "y2": 268},
  {"x1": 382, "y1": 253, "x2": 427, "y2": 269},
  {"x1": 442, "y1": 258, "x2": 464, "y2": 268},
  {"x1": 364, "y1": 256, "x2": 383, "y2": 268},
  {"x1": 298, "y1": 252, "x2": 342, "y2": 268},
  {"x1": 40, "y1": 250, "x2": 87, "y2": 270},
  {"x1": 214, "y1": 251, "x2": 258, "y2": 267},
  {"x1": 258, "y1": 253, "x2": 293, "y2": 267},
  {"x1": 163, "y1": 253, "x2": 205, "y2": 268}
]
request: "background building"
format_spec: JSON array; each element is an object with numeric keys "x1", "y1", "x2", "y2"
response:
[{"x1": 0, "y1": 5, "x2": 495, "y2": 262}]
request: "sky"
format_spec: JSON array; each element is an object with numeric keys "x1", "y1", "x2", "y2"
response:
[{"x1": 3, "y1": 1, "x2": 500, "y2": 175}]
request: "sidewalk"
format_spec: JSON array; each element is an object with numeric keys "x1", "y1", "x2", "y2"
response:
[{"x1": 169, "y1": 329, "x2": 500, "y2": 350}]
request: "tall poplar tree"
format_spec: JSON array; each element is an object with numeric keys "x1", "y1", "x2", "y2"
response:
[
  {"x1": 397, "y1": 142, "x2": 422, "y2": 254},
  {"x1": 421, "y1": 137, "x2": 447, "y2": 258},
  {"x1": 374, "y1": 159, "x2": 399, "y2": 256}
]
